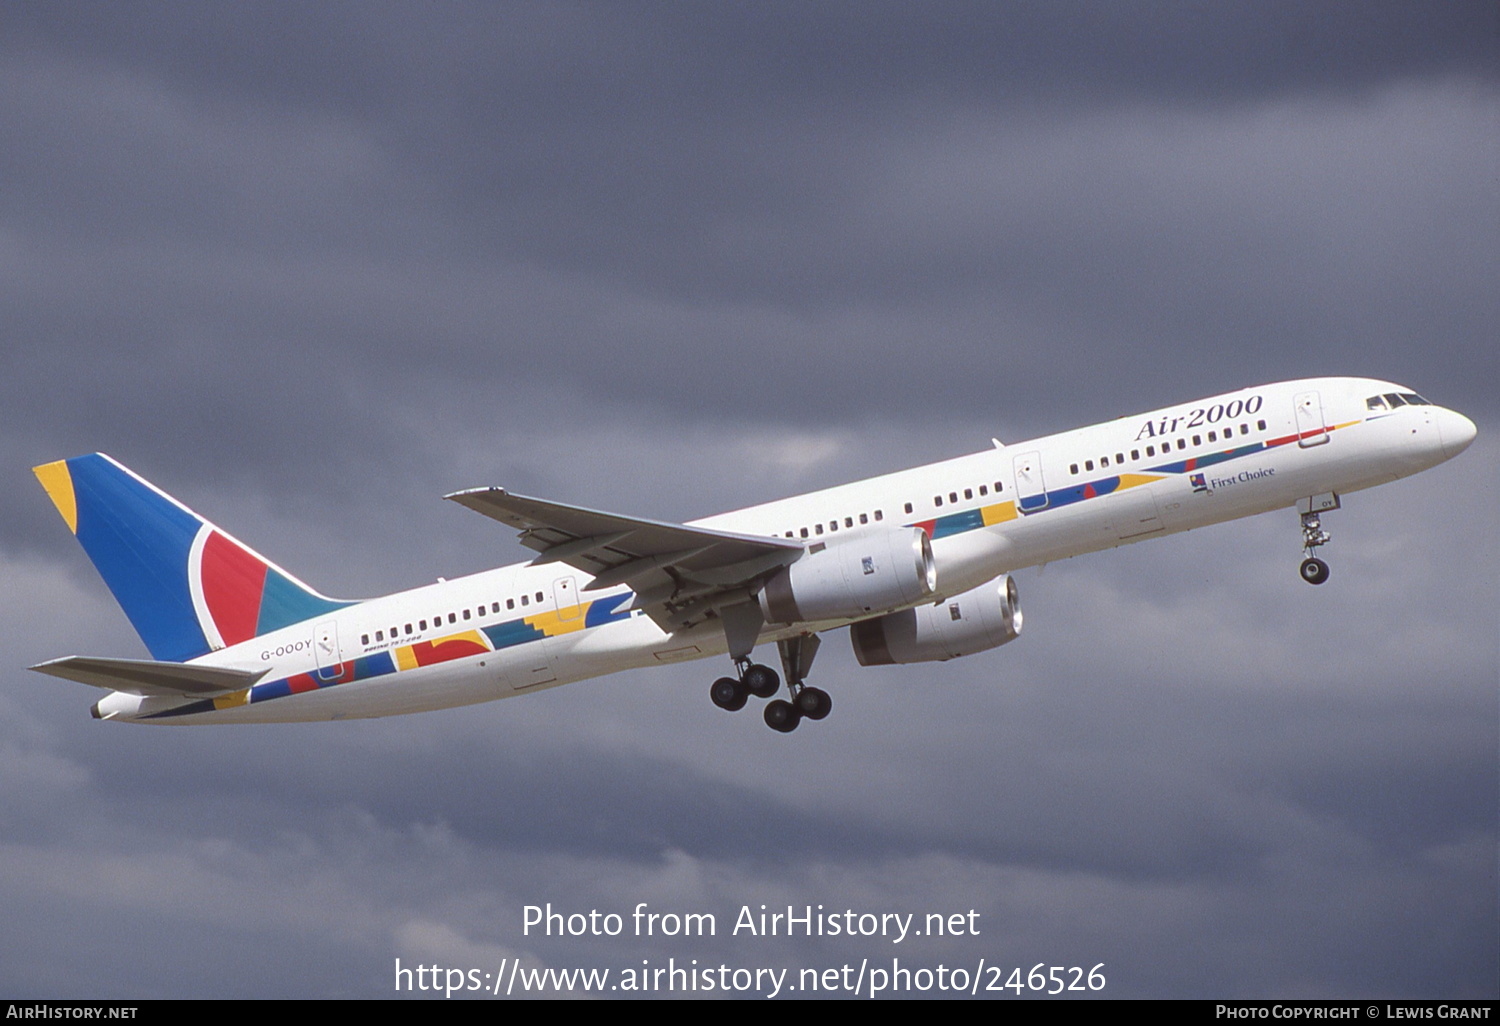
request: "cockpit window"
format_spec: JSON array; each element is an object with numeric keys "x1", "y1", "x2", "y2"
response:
[
  {"x1": 1383, "y1": 393, "x2": 1407, "y2": 408},
  {"x1": 1366, "y1": 395, "x2": 1388, "y2": 411},
  {"x1": 1399, "y1": 392, "x2": 1429, "y2": 406}
]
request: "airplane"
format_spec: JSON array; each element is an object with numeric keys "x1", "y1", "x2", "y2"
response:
[{"x1": 29, "y1": 377, "x2": 1476, "y2": 732}]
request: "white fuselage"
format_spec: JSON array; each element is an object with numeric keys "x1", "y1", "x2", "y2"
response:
[{"x1": 94, "y1": 377, "x2": 1476, "y2": 724}]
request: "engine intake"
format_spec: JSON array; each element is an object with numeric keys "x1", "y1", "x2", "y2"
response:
[
  {"x1": 850, "y1": 574, "x2": 1022, "y2": 666},
  {"x1": 759, "y1": 528, "x2": 936, "y2": 624}
]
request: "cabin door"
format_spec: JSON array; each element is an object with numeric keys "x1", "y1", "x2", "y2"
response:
[
  {"x1": 315, "y1": 620, "x2": 343, "y2": 681},
  {"x1": 554, "y1": 575, "x2": 582, "y2": 623},
  {"x1": 1294, "y1": 390, "x2": 1330, "y2": 447},
  {"x1": 1013, "y1": 451, "x2": 1049, "y2": 513}
]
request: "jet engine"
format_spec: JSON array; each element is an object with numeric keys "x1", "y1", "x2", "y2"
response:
[
  {"x1": 850, "y1": 574, "x2": 1022, "y2": 666},
  {"x1": 758, "y1": 527, "x2": 936, "y2": 624}
]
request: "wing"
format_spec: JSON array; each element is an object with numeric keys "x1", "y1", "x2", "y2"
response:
[
  {"x1": 444, "y1": 487, "x2": 803, "y2": 631},
  {"x1": 30, "y1": 655, "x2": 269, "y2": 698}
]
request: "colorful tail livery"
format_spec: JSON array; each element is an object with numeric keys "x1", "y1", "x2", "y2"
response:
[{"x1": 33, "y1": 454, "x2": 351, "y2": 662}]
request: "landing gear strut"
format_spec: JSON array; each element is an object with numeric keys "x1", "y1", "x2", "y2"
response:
[
  {"x1": 762, "y1": 634, "x2": 829, "y2": 733},
  {"x1": 1297, "y1": 493, "x2": 1338, "y2": 585},
  {"x1": 707, "y1": 632, "x2": 829, "y2": 733}
]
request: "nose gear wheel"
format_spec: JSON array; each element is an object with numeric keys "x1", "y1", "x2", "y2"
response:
[{"x1": 1298, "y1": 508, "x2": 1333, "y2": 585}]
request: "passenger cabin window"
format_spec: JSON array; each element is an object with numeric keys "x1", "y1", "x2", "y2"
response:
[
  {"x1": 934, "y1": 496, "x2": 943, "y2": 507},
  {"x1": 874, "y1": 510, "x2": 883, "y2": 521},
  {"x1": 815, "y1": 524, "x2": 824, "y2": 535},
  {"x1": 964, "y1": 488, "x2": 973, "y2": 500},
  {"x1": 507, "y1": 598, "x2": 515, "y2": 610},
  {"x1": 904, "y1": 503, "x2": 913, "y2": 514},
  {"x1": 860, "y1": 513, "x2": 869, "y2": 524}
]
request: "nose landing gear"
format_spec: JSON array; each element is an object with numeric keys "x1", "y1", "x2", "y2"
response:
[
  {"x1": 1299, "y1": 552, "x2": 1330, "y2": 585},
  {"x1": 1297, "y1": 493, "x2": 1339, "y2": 585}
]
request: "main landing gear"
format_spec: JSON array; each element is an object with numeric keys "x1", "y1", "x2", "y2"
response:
[
  {"x1": 709, "y1": 634, "x2": 831, "y2": 733},
  {"x1": 1297, "y1": 493, "x2": 1339, "y2": 586}
]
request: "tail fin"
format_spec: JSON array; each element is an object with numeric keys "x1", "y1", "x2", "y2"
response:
[{"x1": 33, "y1": 454, "x2": 351, "y2": 662}]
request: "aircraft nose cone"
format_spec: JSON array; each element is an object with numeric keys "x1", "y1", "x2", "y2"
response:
[{"x1": 1438, "y1": 408, "x2": 1477, "y2": 460}]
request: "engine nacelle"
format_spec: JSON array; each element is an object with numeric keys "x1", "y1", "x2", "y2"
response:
[
  {"x1": 758, "y1": 528, "x2": 937, "y2": 625},
  {"x1": 850, "y1": 574, "x2": 1022, "y2": 666}
]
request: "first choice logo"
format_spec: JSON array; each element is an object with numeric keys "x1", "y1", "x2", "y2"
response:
[
  {"x1": 1207, "y1": 467, "x2": 1276, "y2": 492},
  {"x1": 1136, "y1": 394, "x2": 1263, "y2": 440},
  {"x1": 261, "y1": 639, "x2": 312, "y2": 661}
]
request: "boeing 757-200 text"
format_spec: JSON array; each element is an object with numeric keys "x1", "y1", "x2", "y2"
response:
[{"x1": 30, "y1": 377, "x2": 1476, "y2": 732}]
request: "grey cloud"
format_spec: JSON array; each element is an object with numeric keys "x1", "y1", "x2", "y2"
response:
[{"x1": 1, "y1": 2, "x2": 1493, "y2": 999}]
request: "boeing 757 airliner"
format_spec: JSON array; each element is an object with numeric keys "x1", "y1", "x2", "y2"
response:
[{"x1": 31, "y1": 377, "x2": 1476, "y2": 732}]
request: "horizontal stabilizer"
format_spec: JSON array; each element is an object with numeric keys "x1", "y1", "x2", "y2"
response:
[{"x1": 29, "y1": 656, "x2": 268, "y2": 698}]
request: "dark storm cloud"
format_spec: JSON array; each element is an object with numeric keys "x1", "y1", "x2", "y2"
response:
[
  {"x1": 3, "y1": 1, "x2": 1495, "y2": 457},
  {"x1": 11, "y1": 2, "x2": 1494, "y2": 114},
  {"x1": 0, "y1": 1, "x2": 1494, "y2": 999}
]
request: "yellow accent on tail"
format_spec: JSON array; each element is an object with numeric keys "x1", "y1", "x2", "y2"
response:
[{"x1": 32, "y1": 461, "x2": 78, "y2": 534}]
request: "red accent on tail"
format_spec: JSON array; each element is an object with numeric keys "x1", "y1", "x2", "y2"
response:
[{"x1": 201, "y1": 531, "x2": 268, "y2": 646}]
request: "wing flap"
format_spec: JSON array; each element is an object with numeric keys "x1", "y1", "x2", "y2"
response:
[{"x1": 30, "y1": 656, "x2": 269, "y2": 698}]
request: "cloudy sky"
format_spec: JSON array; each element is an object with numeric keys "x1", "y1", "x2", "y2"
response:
[{"x1": 1, "y1": 1, "x2": 1495, "y2": 999}]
